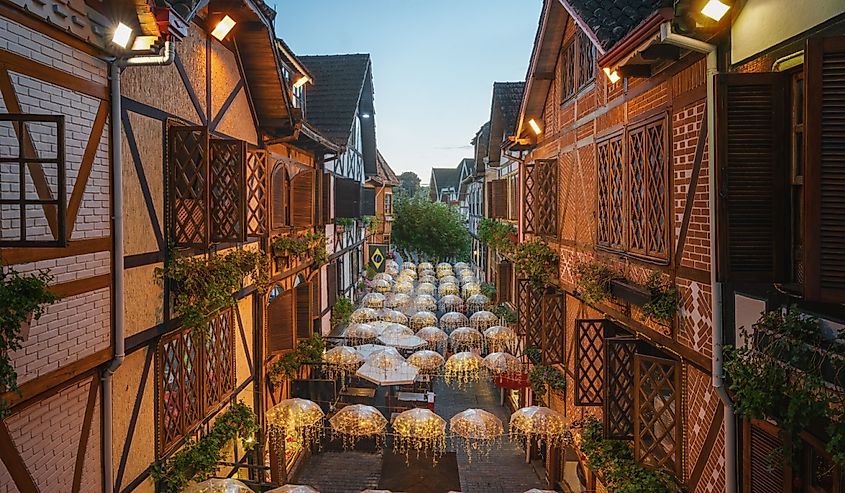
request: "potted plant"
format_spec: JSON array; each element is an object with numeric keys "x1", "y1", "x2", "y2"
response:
[
  {"x1": 513, "y1": 238, "x2": 559, "y2": 288},
  {"x1": 641, "y1": 272, "x2": 679, "y2": 324},
  {"x1": 573, "y1": 258, "x2": 616, "y2": 305},
  {"x1": 336, "y1": 217, "x2": 354, "y2": 233}
]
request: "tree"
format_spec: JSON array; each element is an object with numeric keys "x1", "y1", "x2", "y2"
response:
[
  {"x1": 392, "y1": 194, "x2": 470, "y2": 261},
  {"x1": 398, "y1": 171, "x2": 421, "y2": 196}
]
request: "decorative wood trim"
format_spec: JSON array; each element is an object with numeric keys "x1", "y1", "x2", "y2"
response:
[
  {"x1": 122, "y1": 108, "x2": 166, "y2": 250},
  {"x1": 0, "y1": 421, "x2": 38, "y2": 493},
  {"x1": 71, "y1": 374, "x2": 99, "y2": 493},
  {"x1": 174, "y1": 51, "x2": 207, "y2": 125},
  {"x1": 0, "y1": 349, "x2": 110, "y2": 410},
  {"x1": 0, "y1": 49, "x2": 107, "y2": 100},
  {"x1": 124, "y1": 250, "x2": 165, "y2": 269},
  {"x1": 0, "y1": 237, "x2": 110, "y2": 265},
  {"x1": 49, "y1": 273, "x2": 110, "y2": 297},
  {"x1": 67, "y1": 99, "x2": 110, "y2": 238},
  {"x1": 209, "y1": 80, "x2": 244, "y2": 131},
  {"x1": 123, "y1": 97, "x2": 176, "y2": 123},
  {"x1": 674, "y1": 118, "x2": 708, "y2": 268},
  {"x1": 0, "y1": 4, "x2": 104, "y2": 58},
  {"x1": 114, "y1": 348, "x2": 153, "y2": 492},
  {"x1": 687, "y1": 403, "x2": 724, "y2": 491},
  {"x1": 676, "y1": 265, "x2": 710, "y2": 284},
  {"x1": 235, "y1": 304, "x2": 254, "y2": 374}
]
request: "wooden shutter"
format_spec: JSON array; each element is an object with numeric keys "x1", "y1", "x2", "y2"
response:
[
  {"x1": 270, "y1": 163, "x2": 288, "y2": 230},
  {"x1": 805, "y1": 37, "x2": 845, "y2": 303},
  {"x1": 492, "y1": 179, "x2": 507, "y2": 219},
  {"x1": 626, "y1": 117, "x2": 668, "y2": 260},
  {"x1": 497, "y1": 261, "x2": 513, "y2": 303},
  {"x1": 541, "y1": 290, "x2": 565, "y2": 364},
  {"x1": 327, "y1": 262, "x2": 338, "y2": 307},
  {"x1": 322, "y1": 172, "x2": 332, "y2": 225},
  {"x1": 604, "y1": 336, "x2": 637, "y2": 439},
  {"x1": 523, "y1": 162, "x2": 537, "y2": 234},
  {"x1": 205, "y1": 309, "x2": 235, "y2": 408},
  {"x1": 509, "y1": 175, "x2": 519, "y2": 221},
  {"x1": 486, "y1": 182, "x2": 494, "y2": 218},
  {"x1": 246, "y1": 149, "x2": 269, "y2": 237},
  {"x1": 597, "y1": 135, "x2": 625, "y2": 250},
  {"x1": 291, "y1": 169, "x2": 315, "y2": 227},
  {"x1": 361, "y1": 187, "x2": 376, "y2": 216},
  {"x1": 575, "y1": 319, "x2": 606, "y2": 406},
  {"x1": 295, "y1": 282, "x2": 312, "y2": 339},
  {"x1": 517, "y1": 279, "x2": 542, "y2": 349},
  {"x1": 209, "y1": 139, "x2": 246, "y2": 243},
  {"x1": 634, "y1": 354, "x2": 682, "y2": 477},
  {"x1": 715, "y1": 73, "x2": 788, "y2": 282},
  {"x1": 267, "y1": 289, "x2": 295, "y2": 354},
  {"x1": 743, "y1": 420, "x2": 786, "y2": 493},
  {"x1": 335, "y1": 177, "x2": 361, "y2": 218},
  {"x1": 169, "y1": 126, "x2": 209, "y2": 248},
  {"x1": 535, "y1": 159, "x2": 558, "y2": 237}
]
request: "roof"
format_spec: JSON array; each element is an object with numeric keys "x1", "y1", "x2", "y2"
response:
[
  {"x1": 371, "y1": 151, "x2": 400, "y2": 187},
  {"x1": 431, "y1": 167, "x2": 461, "y2": 193},
  {"x1": 492, "y1": 82, "x2": 525, "y2": 138},
  {"x1": 299, "y1": 54, "x2": 372, "y2": 146},
  {"x1": 473, "y1": 122, "x2": 491, "y2": 173},
  {"x1": 562, "y1": 0, "x2": 669, "y2": 52}
]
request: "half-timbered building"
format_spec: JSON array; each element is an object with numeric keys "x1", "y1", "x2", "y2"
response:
[
  {"x1": 429, "y1": 166, "x2": 460, "y2": 204},
  {"x1": 364, "y1": 151, "x2": 399, "y2": 248}
]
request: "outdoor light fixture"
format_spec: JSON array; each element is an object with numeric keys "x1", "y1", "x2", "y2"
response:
[
  {"x1": 528, "y1": 118, "x2": 542, "y2": 135},
  {"x1": 603, "y1": 67, "x2": 621, "y2": 84},
  {"x1": 112, "y1": 22, "x2": 133, "y2": 49},
  {"x1": 131, "y1": 36, "x2": 157, "y2": 51},
  {"x1": 293, "y1": 75, "x2": 310, "y2": 88},
  {"x1": 211, "y1": 15, "x2": 236, "y2": 41},
  {"x1": 361, "y1": 113, "x2": 372, "y2": 119},
  {"x1": 701, "y1": 0, "x2": 730, "y2": 21}
]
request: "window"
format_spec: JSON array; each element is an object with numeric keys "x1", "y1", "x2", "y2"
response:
[
  {"x1": 384, "y1": 192, "x2": 393, "y2": 215},
  {"x1": 0, "y1": 114, "x2": 66, "y2": 246},
  {"x1": 541, "y1": 290, "x2": 565, "y2": 364},
  {"x1": 523, "y1": 159, "x2": 558, "y2": 237},
  {"x1": 577, "y1": 31, "x2": 597, "y2": 89},
  {"x1": 561, "y1": 41, "x2": 577, "y2": 100},
  {"x1": 575, "y1": 319, "x2": 606, "y2": 406},
  {"x1": 517, "y1": 279, "x2": 543, "y2": 351},
  {"x1": 168, "y1": 125, "x2": 247, "y2": 248},
  {"x1": 157, "y1": 309, "x2": 235, "y2": 454},
  {"x1": 267, "y1": 285, "x2": 294, "y2": 354},
  {"x1": 270, "y1": 163, "x2": 289, "y2": 230},
  {"x1": 596, "y1": 115, "x2": 670, "y2": 262},
  {"x1": 560, "y1": 30, "x2": 597, "y2": 103}
]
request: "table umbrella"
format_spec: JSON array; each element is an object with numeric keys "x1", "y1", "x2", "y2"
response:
[
  {"x1": 354, "y1": 343, "x2": 393, "y2": 359},
  {"x1": 355, "y1": 360, "x2": 419, "y2": 386},
  {"x1": 378, "y1": 334, "x2": 427, "y2": 350}
]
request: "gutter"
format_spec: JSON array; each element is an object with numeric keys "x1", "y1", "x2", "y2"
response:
[
  {"x1": 658, "y1": 23, "x2": 736, "y2": 493},
  {"x1": 102, "y1": 40, "x2": 176, "y2": 493}
]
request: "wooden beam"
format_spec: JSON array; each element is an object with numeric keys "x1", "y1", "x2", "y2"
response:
[
  {"x1": 0, "y1": 421, "x2": 37, "y2": 493},
  {"x1": 0, "y1": 237, "x2": 110, "y2": 265},
  {"x1": 122, "y1": 109, "x2": 166, "y2": 251},
  {"x1": 174, "y1": 52, "x2": 207, "y2": 125},
  {"x1": 114, "y1": 348, "x2": 153, "y2": 491},
  {"x1": 71, "y1": 374, "x2": 99, "y2": 493},
  {"x1": 209, "y1": 80, "x2": 244, "y2": 131},
  {"x1": 674, "y1": 118, "x2": 708, "y2": 268},
  {"x1": 0, "y1": 49, "x2": 107, "y2": 100},
  {"x1": 49, "y1": 273, "x2": 110, "y2": 298},
  {"x1": 66, "y1": 99, "x2": 110, "y2": 238},
  {"x1": 687, "y1": 403, "x2": 725, "y2": 490}
]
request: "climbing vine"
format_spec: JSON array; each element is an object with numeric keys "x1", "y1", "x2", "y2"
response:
[
  {"x1": 641, "y1": 272, "x2": 679, "y2": 324},
  {"x1": 331, "y1": 296, "x2": 354, "y2": 328},
  {"x1": 267, "y1": 334, "x2": 326, "y2": 385},
  {"x1": 529, "y1": 364, "x2": 566, "y2": 405},
  {"x1": 272, "y1": 232, "x2": 327, "y2": 266},
  {"x1": 478, "y1": 218, "x2": 516, "y2": 254},
  {"x1": 512, "y1": 238, "x2": 558, "y2": 288},
  {"x1": 573, "y1": 259, "x2": 616, "y2": 305},
  {"x1": 151, "y1": 401, "x2": 258, "y2": 493}
]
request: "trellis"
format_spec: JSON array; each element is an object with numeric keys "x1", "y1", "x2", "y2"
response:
[
  {"x1": 517, "y1": 279, "x2": 543, "y2": 350},
  {"x1": 246, "y1": 149, "x2": 269, "y2": 237},
  {"x1": 169, "y1": 126, "x2": 209, "y2": 248},
  {"x1": 541, "y1": 290, "x2": 565, "y2": 364},
  {"x1": 523, "y1": 160, "x2": 558, "y2": 237},
  {"x1": 596, "y1": 135, "x2": 625, "y2": 250},
  {"x1": 575, "y1": 319, "x2": 605, "y2": 406},
  {"x1": 634, "y1": 354, "x2": 682, "y2": 477},
  {"x1": 205, "y1": 309, "x2": 236, "y2": 408},
  {"x1": 209, "y1": 139, "x2": 246, "y2": 242},
  {"x1": 627, "y1": 118, "x2": 668, "y2": 259},
  {"x1": 603, "y1": 336, "x2": 637, "y2": 439}
]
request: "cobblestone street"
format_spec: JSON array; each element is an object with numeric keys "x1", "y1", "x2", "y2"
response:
[{"x1": 294, "y1": 379, "x2": 545, "y2": 493}]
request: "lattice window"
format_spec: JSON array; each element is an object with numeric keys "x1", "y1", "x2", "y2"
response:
[
  {"x1": 270, "y1": 162, "x2": 289, "y2": 229},
  {"x1": 634, "y1": 354, "x2": 682, "y2": 477},
  {"x1": 535, "y1": 159, "x2": 558, "y2": 237},
  {"x1": 604, "y1": 337, "x2": 637, "y2": 439},
  {"x1": 627, "y1": 117, "x2": 669, "y2": 259},
  {"x1": 0, "y1": 114, "x2": 66, "y2": 246},
  {"x1": 523, "y1": 163, "x2": 537, "y2": 234},
  {"x1": 561, "y1": 41, "x2": 576, "y2": 101},
  {"x1": 246, "y1": 149, "x2": 269, "y2": 237},
  {"x1": 597, "y1": 135, "x2": 625, "y2": 250},
  {"x1": 517, "y1": 279, "x2": 543, "y2": 350},
  {"x1": 157, "y1": 310, "x2": 235, "y2": 454},
  {"x1": 541, "y1": 290, "x2": 565, "y2": 364},
  {"x1": 169, "y1": 126, "x2": 209, "y2": 248},
  {"x1": 209, "y1": 140, "x2": 246, "y2": 242},
  {"x1": 577, "y1": 31, "x2": 596, "y2": 89},
  {"x1": 575, "y1": 319, "x2": 605, "y2": 406}
]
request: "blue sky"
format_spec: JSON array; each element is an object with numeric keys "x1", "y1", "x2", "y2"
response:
[{"x1": 275, "y1": 1, "x2": 541, "y2": 184}]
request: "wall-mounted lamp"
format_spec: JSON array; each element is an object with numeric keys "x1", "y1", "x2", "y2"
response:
[
  {"x1": 528, "y1": 118, "x2": 542, "y2": 135},
  {"x1": 361, "y1": 113, "x2": 372, "y2": 119},
  {"x1": 701, "y1": 0, "x2": 730, "y2": 21},
  {"x1": 112, "y1": 22, "x2": 133, "y2": 49},
  {"x1": 211, "y1": 15, "x2": 236, "y2": 41},
  {"x1": 293, "y1": 75, "x2": 310, "y2": 89},
  {"x1": 603, "y1": 67, "x2": 621, "y2": 84}
]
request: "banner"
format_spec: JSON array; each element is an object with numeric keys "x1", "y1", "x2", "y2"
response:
[{"x1": 368, "y1": 243, "x2": 388, "y2": 273}]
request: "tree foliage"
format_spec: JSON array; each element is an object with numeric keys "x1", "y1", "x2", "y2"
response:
[
  {"x1": 397, "y1": 171, "x2": 421, "y2": 196},
  {"x1": 392, "y1": 194, "x2": 470, "y2": 260}
]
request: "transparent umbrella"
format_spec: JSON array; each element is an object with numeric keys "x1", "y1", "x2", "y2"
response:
[
  {"x1": 362, "y1": 292, "x2": 386, "y2": 309},
  {"x1": 183, "y1": 479, "x2": 252, "y2": 493},
  {"x1": 407, "y1": 349, "x2": 445, "y2": 374},
  {"x1": 329, "y1": 404, "x2": 387, "y2": 449},
  {"x1": 439, "y1": 294, "x2": 465, "y2": 313},
  {"x1": 465, "y1": 293, "x2": 490, "y2": 313},
  {"x1": 350, "y1": 308, "x2": 379, "y2": 324},
  {"x1": 439, "y1": 311, "x2": 469, "y2": 331},
  {"x1": 449, "y1": 408, "x2": 504, "y2": 462},
  {"x1": 449, "y1": 327, "x2": 484, "y2": 352},
  {"x1": 509, "y1": 406, "x2": 572, "y2": 449},
  {"x1": 469, "y1": 310, "x2": 499, "y2": 331},
  {"x1": 409, "y1": 310, "x2": 438, "y2": 330},
  {"x1": 266, "y1": 486, "x2": 320, "y2": 493},
  {"x1": 392, "y1": 408, "x2": 447, "y2": 463}
]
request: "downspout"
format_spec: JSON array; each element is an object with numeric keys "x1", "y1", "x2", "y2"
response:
[
  {"x1": 659, "y1": 23, "x2": 737, "y2": 493},
  {"x1": 102, "y1": 40, "x2": 175, "y2": 493}
]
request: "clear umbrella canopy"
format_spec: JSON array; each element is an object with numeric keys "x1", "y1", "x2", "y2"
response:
[
  {"x1": 407, "y1": 349, "x2": 445, "y2": 373},
  {"x1": 449, "y1": 408, "x2": 504, "y2": 462},
  {"x1": 482, "y1": 352, "x2": 521, "y2": 375},
  {"x1": 323, "y1": 346, "x2": 364, "y2": 371},
  {"x1": 454, "y1": 261, "x2": 469, "y2": 270},
  {"x1": 266, "y1": 486, "x2": 320, "y2": 493},
  {"x1": 363, "y1": 347, "x2": 405, "y2": 368},
  {"x1": 380, "y1": 323, "x2": 413, "y2": 338},
  {"x1": 469, "y1": 310, "x2": 499, "y2": 331},
  {"x1": 403, "y1": 262, "x2": 417, "y2": 271},
  {"x1": 418, "y1": 261, "x2": 433, "y2": 271},
  {"x1": 400, "y1": 269, "x2": 418, "y2": 280},
  {"x1": 440, "y1": 311, "x2": 469, "y2": 331},
  {"x1": 409, "y1": 311, "x2": 438, "y2": 330},
  {"x1": 329, "y1": 404, "x2": 387, "y2": 449},
  {"x1": 419, "y1": 268, "x2": 436, "y2": 278},
  {"x1": 439, "y1": 294, "x2": 465, "y2": 313},
  {"x1": 416, "y1": 282, "x2": 435, "y2": 296},
  {"x1": 393, "y1": 281, "x2": 414, "y2": 295},
  {"x1": 266, "y1": 398, "x2": 325, "y2": 452},
  {"x1": 484, "y1": 325, "x2": 517, "y2": 352},
  {"x1": 465, "y1": 293, "x2": 491, "y2": 313},
  {"x1": 436, "y1": 262, "x2": 452, "y2": 270},
  {"x1": 439, "y1": 275, "x2": 458, "y2": 285},
  {"x1": 342, "y1": 323, "x2": 378, "y2": 345},
  {"x1": 444, "y1": 351, "x2": 485, "y2": 385},
  {"x1": 372, "y1": 279, "x2": 391, "y2": 293},
  {"x1": 378, "y1": 334, "x2": 427, "y2": 350},
  {"x1": 373, "y1": 273, "x2": 393, "y2": 283},
  {"x1": 362, "y1": 292, "x2": 386, "y2": 309},
  {"x1": 449, "y1": 327, "x2": 484, "y2": 352},
  {"x1": 509, "y1": 406, "x2": 572, "y2": 449},
  {"x1": 183, "y1": 479, "x2": 252, "y2": 493},
  {"x1": 413, "y1": 295, "x2": 437, "y2": 312},
  {"x1": 386, "y1": 293, "x2": 412, "y2": 311},
  {"x1": 416, "y1": 326, "x2": 448, "y2": 345},
  {"x1": 350, "y1": 307, "x2": 379, "y2": 324},
  {"x1": 392, "y1": 408, "x2": 447, "y2": 463},
  {"x1": 379, "y1": 309, "x2": 409, "y2": 325},
  {"x1": 418, "y1": 274, "x2": 437, "y2": 285},
  {"x1": 438, "y1": 282, "x2": 459, "y2": 297},
  {"x1": 356, "y1": 358, "x2": 418, "y2": 386},
  {"x1": 436, "y1": 268, "x2": 454, "y2": 279},
  {"x1": 462, "y1": 282, "x2": 481, "y2": 298}
]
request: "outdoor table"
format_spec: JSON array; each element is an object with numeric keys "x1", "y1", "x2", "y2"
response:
[
  {"x1": 397, "y1": 391, "x2": 435, "y2": 410},
  {"x1": 341, "y1": 387, "x2": 376, "y2": 398}
]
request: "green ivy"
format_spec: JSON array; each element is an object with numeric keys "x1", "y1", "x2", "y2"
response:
[
  {"x1": 0, "y1": 266, "x2": 60, "y2": 415},
  {"x1": 151, "y1": 401, "x2": 258, "y2": 493},
  {"x1": 525, "y1": 347, "x2": 542, "y2": 365},
  {"x1": 267, "y1": 334, "x2": 326, "y2": 385},
  {"x1": 513, "y1": 238, "x2": 559, "y2": 288},
  {"x1": 529, "y1": 364, "x2": 566, "y2": 406},
  {"x1": 493, "y1": 303, "x2": 517, "y2": 324},
  {"x1": 573, "y1": 259, "x2": 616, "y2": 305},
  {"x1": 641, "y1": 272, "x2": 679, "y2": 324},
  {"x1": 335, "y1": 217, "x2": 355, "y2": 228},
  {"x1": 580, "y1": 416, "x2": 673, "y2": 493},
  {"x1": 272, "y1": 232, "x2": 327, "y2": 266},
  {"x1": 156, "y1": 249, "x2": 268, "y2": 333},
  {"x1": 331, "y1": 296, "x2": 354, "y2": 328},
  {"x1": 480, "y1": 282, "x2": 496, "y2": 299},
  {"x1": 725, "y1": 307, "x2": 845, "y2": 466},
  {"x1": 478, "y1": 218, "x2": 515, "y2": 254}
]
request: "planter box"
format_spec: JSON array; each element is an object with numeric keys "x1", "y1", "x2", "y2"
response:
[{"x1": 610, "y1": 279, "x2": 652, "y2": 307}]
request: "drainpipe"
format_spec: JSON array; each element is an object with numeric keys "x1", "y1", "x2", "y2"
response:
[
  {"x1": 659, "y1": 23, "x2": 736, "y2": 493},
  {"x1": 101, "y1": 40, "x2": 175, "y2": 493}
]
